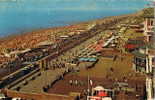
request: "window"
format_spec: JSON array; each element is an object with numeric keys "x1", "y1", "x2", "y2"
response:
[
  {"x1": 147, "y1": 19, "x2": 150, "y2": 26},
  {"x1": 151, "y1": 20, "x2": 154, "y2": 26},
  {"x1": 152, "y1": 57, "x2": 155, "y2": 65}
]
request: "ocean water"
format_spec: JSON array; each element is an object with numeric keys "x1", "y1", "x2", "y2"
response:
[{"x1": 0, "y1": 0, "x2": 149, "y2": 37}]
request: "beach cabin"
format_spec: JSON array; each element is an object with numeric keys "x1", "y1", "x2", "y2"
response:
[
  {"x1": 78, "y1": 57, "x2": 98, "y2": 62},
  {"x1": 59, "y1": 35, "x2": 69, "y2": 39},
  {"x1": 77, "y1": 57, "x2": 98, "y2": 69}
]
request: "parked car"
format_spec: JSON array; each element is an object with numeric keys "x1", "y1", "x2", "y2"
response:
[{"x1": 12, "y1": 97, "x2": 22, "y2": 100}]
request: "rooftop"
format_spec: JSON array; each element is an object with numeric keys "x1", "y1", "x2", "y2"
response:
[
  {"x1": 127, "y1": 39, "x2": 145, "y2": 45},
  {"x1": 140, "y1": 43, "x2": 155, "y2": 50},
  {"x1": 78, "y1": 57, "x2": 98, "y2": 62},
  {"x1": 142, "y1": 8, "x2": 154, "y2": 18},
  {"x1": 132, "y1": 51, "x2": 147, "y2": 58}
]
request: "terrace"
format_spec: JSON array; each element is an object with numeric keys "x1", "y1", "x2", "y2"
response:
[{"x1": 47, "y1": 51, "x2": 145, "y2": 100}]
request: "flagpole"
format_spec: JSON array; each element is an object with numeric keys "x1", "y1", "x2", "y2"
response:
[{"x1": 88, "y1": 74, "x2": 90, "y2": 96}]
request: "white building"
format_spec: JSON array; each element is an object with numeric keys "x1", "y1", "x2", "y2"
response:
[
  {"x1": 133, "y1": 8, "x2": 155, "y2": 100},
  {"x1": 143, "y1": 8, "x2": 155, "y2": 100},
  {"x1": 143, "y1": 15, "x2": 154, "y2": 42},
  {"x1": 133, "y1": 45, "x2": 155, "y2": 74}
]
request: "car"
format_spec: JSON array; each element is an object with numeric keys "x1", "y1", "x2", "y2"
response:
[
  {"x1": 12, "y1": 97, "x2": 22, "y2": 100},
  {"x1": 0, "y1": 93, "x2": 6, "y2": 99}
]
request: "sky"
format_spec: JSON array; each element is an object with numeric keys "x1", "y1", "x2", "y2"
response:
[
  {"x1": 0, "y1": 0, "x2": 149, "y2": 12},
  {"x1": 0, "y1": 0, "x2": 150, "y2": 37}
]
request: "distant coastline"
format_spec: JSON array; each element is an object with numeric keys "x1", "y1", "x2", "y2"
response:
[
  {"x1": 0, "y1": 11, "x2": 138, "y2": 39},
  {"x1": 0, "y1": 9, "x2": 140, "y2": 38},
  {"x1": 0, "y1": 9, "x2": 142, "y2": 53}
]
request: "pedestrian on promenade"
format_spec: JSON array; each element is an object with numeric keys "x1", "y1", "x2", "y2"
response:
[{"x1": 75, "y1": 80, "x2": 78, "y2": 86}]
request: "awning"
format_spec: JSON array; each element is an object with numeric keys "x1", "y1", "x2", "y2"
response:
[
  {"x1": 98, "y1": 91, "x2": 107, "y2": 97},
  {"x1": 124, "y1": 44, "x2": 138, "y2": 49},
  {"x1": 94, "y1": 86, "x2": 104, "y2": 91}
]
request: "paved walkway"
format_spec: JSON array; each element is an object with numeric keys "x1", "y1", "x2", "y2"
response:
[{"x1": 15, "y1": 68, "x2": 67, "y2": 93}]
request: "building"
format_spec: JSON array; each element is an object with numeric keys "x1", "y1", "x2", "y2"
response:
[
  {"x1": 143, "y1": 8, "x2": 154, "y2": 42},
  {"x1": 124, "y1": 39, "x2": 145, "y2": 52},
  {"x1": 133, "y1": 8, "x2": 155, "y2": 74},
  {"x1": 133, "y1": 8, "x2": 155, "y2": 100},
  {"x1": 133, "y1": 45, "x2": 155, "y2": 73}
]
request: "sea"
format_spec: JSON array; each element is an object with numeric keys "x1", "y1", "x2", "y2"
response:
[{"x1": 0, "y1": 0, "x2": 149, "y2": 37}]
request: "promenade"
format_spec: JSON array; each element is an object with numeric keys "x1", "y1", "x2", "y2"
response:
[
  {"x1": 9, "y1": 17, "x2": 123, "y2": 93},
  {"x1": 47, "y1": 18, "x2": 147, "y2": 100},
  {"x1": 13, "y1": 68, "x2": 67, "y2": 93}
]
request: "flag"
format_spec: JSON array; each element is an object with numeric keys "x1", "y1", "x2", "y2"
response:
[{"x1": 90, "y1": 79, "x2": 93, "y2": 86}]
